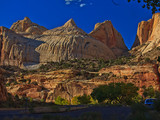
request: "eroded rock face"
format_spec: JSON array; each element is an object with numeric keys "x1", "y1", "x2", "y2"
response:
[
  {"x1": 0, "y1": 26, "x2": 43, "y2": 67},
  {"x1": 0, "y1": 18, "x2": 119, "y2": 68},
  {"x1": 10, "y1": 17, "x2": 47, "y2": 35},
  {"x1": 7, "y1": 69, "x2": 97, "y2": 102},
  {"x1": 130, "y1": 13, "x2": 160, "y2": 60},
  {"x1": 132, "y1": 13, "x2": 160, "y2": 48},
  {"x1": 34, "y1": 19, "x2": 116, "y2": 62},
  {"x1": 6, "y1": 64, "x2": 160, "y2": 102},
  {"x1": 89, "y1": 21, "x2": 128, "y2": 57},
  {"x1": 99, "y1": 64, "x2": 160, "y2": 95},
  {"x1": 0, "y1": 68, "x2": 8, "y2": 101}
]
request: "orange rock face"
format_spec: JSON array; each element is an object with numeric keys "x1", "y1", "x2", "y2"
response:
[
  {"x1": 132, "y1": 13, "x2": 160, "y2": 48},
  {"x1": 89, "y1": 21, "x2": 128, "y2": 57},
  {"x1": 7, "y1": 69, "x2": 97, "y2": 102},
  {"x1": 99, "y1": 64, "x2": 160, "y2": 95}
]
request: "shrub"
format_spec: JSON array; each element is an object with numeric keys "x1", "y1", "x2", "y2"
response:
[
  {"x1": 157, "y1": 56, "x2": 160, "y2": 62},
  {"x1": 13, "y1": 81, "x2": 18, "y2": 85},
  {"x1": 145, "y1": 58, "x2": 151, "y2": 63},
  {"x1": 71, "y1": 96, "x2": 80, "y2": 105},
  {"x1": 32, "y1": 81, "x2": 38, "y2": 85},
  {"x1": 19, "y1": 79, "x2": 27, "y2": 83},
  {"x1": 54, "y1": 96, "x2": 70, "y2": 105},
  {"x1": 5, "y1": 83, "x2": 11, "y2": 87},
  {"x1": 91, "y1": 82, "x2": 139, "y2": 104},
  {"x1": 77, "y1": 94, "x2": 91, "y2": 104},
  {"x1": 143, "y1": 86, "x2": 156, "y2": 98}
]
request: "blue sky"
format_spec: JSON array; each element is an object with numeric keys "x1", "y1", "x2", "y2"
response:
[{"x1": 0, "y1": 0, "x2": 154, "y2": 49}]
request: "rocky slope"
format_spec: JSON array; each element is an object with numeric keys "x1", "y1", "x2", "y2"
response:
[
  {"x1": 0, "y1": 17, "x2": 130, "y2": 68},
  {"x1": 130, "y1": 13, "x2": 160, "y2": 60},
  {"x1": 6, "y1": 63, "x2": 160, "y2": 101},
  {"x1": 7, "y1": 69, "x2": 97, "y2": 102},
  {"x1": 89, "y1": 21, "x2": 128, "y2": 57},
  {"x1": 0, "y1": 68, "x2": 8, "y2": 101},
  {"x1": 99, "y1": 64, "x2": 160, "y2": 95}
]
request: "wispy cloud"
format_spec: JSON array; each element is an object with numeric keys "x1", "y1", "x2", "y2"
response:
[
  {"x1": 64, "y1": 0, "x2": 93, "y2": 7},
  {"x1": 80, "y1": 3, "x2": 86, "y2": 7}
]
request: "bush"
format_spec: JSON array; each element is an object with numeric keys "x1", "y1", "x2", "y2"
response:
[
  {"x1": 32, "y1": 81, "x2": 38, "y2": 85},
  {"x1": 54, "y1": 96, "x2": 70, "y2": 105},
  {"x1": 91, "y1": 82, "x2": 139, "y2": 104},
  {"x1": 71, "y1": 96, "x2": 80, "y2": 105},
  {"x1": 77, "y1": 94, "x2": 91, "y2": 104},
  {"x1": 143, "y1": 86, "x2": 156, "y2": 98},
  {"x1": 145, "y1": 58, "x2": 151, "y2": 63}
]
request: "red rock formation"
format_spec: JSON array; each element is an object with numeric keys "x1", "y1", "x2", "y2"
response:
[
  {"x1": 99, "y1": 64, "x2": 160, "y2": 95},
  {"x1": 89, "y1": 20, "x2": 128, "y2": 57},
  {"x1": 132, "y1": 13, "x2": 160, "y2": 48}
]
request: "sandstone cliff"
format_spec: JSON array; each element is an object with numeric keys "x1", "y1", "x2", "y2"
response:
[
  {"x1": 0, "y1": 18, "x2": 122, "y2": 68},
  {"x1": 131, "y1": 13, "x2": 160, "y2": 59},
  {"x1": 34, "y1": 19, "x2": 116, "y2": 63},
  {"x1": 0, "y1": 26, "x2": 43, "y2": 67},
  {"x1": 10, "y1": 17, "x2": 47, "y2": 35},
  {"x1": 89, "y1": 20, "x2": 128, "y2": 57}
]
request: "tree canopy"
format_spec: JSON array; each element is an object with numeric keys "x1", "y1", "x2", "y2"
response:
[
  {"x1": 128, "y1": 0, "x2": 160, "y2": 14},
  {"x1": 91, "y1": 82, "x2": 139, "y2": 104}
]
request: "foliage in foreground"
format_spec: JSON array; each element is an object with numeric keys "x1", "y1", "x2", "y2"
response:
[
  {"x1": 91, "y1": 82, "x2": 139, "y2": 104},
  {"x1": 128, "y1": 0, "x2": 160, "y2": 14}
]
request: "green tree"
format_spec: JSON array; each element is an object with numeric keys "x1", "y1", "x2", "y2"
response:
[
  {"x1": 91, "y1": 82, "x2": 139, "y2": 104},
  {"x1": 128, "y1": 0, "x2": 160, "y2": 14},
  {"x1": 91, "y1": 85, "x2": 109, "y2": 103}
]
